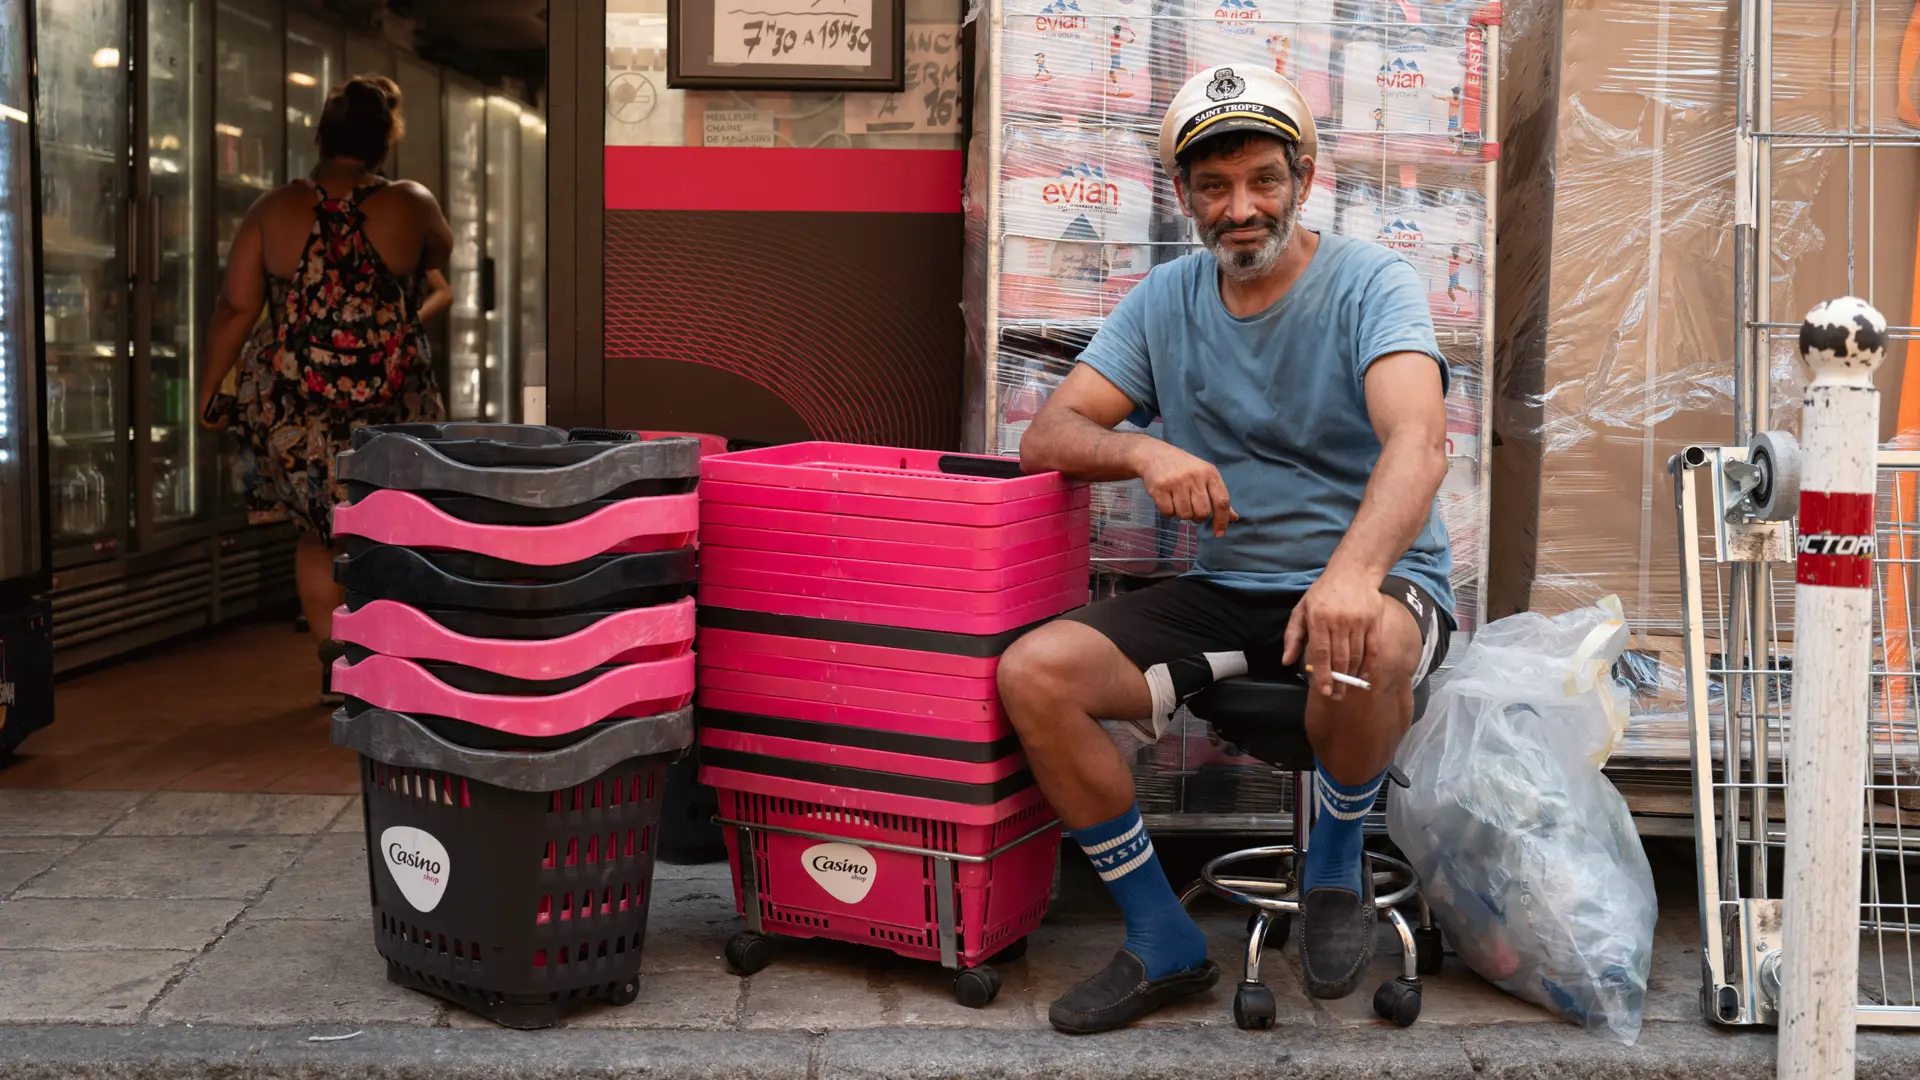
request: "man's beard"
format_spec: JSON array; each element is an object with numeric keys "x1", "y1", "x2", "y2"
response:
[{"x1": 1199, "y1": 196, "x2": 1299, "y2": 282}]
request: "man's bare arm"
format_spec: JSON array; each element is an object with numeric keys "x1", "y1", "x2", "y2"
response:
[
  {"x1": 1325, "y1": 351, "x2": 1449, "y2": 583},
  {"x1": 1021, "y1": 363, "x2": 1238, "y2": 537},
  {"x1": 1019, "y1": 363, "x2": 1158, "y2": 482}
]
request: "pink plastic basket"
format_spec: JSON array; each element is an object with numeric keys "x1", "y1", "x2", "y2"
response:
[
  {"x1": 702, "y1": 443, "x2": 1073, "y2": 503},
  {"x1": 711, "y1": 781, "x2": 1058, "y2": 969},
  {"x1": 697, "y1": 640, "x2": 998, "y2": 700},
  {"x1": 696, "y1": 665, "x2": 1002, "y2": 723},
  {"x1": 332, "y1": 652, "x2": 695, "y2": 738},
  {"x1": 696, "y1": 583, "x2": 1085, "y2": 636},
  {"x1": 694, "y1": 626, "x2": 1002, "y2": 680},
  {"x1": 333, "y1": 598, "x2": 695, "y2": 680},
  {"x1": 699, "y1": 503, "x2": 1091, "y2": 558},
  {"x1": 697, "y1": 565, "x2": 1086, "y2": 616},
  {"x1": 697, "y1": 544, "x2": 1088, "y2": 592},
  {"x1": 700, "y1": 480, "x2": 1088, "y2": 528},
  {"x1": 699, "y1": 727, "x2": 1025, "y2": 786},
  {"x1": 332, "y1": 490, "x2": 698, "y2": 564},
  {"x1": 696, "y1": 523, "x2": 1086, "y2": 574},
  {"x1": 697, "y1": 687, "x2": 1012, "y2": 745}
]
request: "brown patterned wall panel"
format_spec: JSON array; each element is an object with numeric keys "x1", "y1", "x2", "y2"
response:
[{"x1": 602, "y1": 209, "x2": 965, "y2": 451}]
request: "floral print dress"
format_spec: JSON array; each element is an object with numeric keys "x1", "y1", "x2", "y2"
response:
[{"x1": 233, "y1": 179, "x2": 445, "y2": 539}]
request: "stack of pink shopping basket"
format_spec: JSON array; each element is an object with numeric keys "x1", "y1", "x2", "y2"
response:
[
  {"x1": 324, "y1": 423, "x2": 702, "y2": 1028},
  {"x1": 694, "y1": 443, "x2": 1089, "y2": 1007}
]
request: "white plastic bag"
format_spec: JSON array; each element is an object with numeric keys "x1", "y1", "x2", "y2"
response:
[{"x1": 1387, "y1": 598, "x2": 1658, "y2": 1044}]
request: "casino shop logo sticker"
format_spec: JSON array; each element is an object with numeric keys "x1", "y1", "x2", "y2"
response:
[
  {"x1": 803, "y1": 842, "x2": 876, "y2": 904},
  {"x1": 382, "y1": 826, "x2": 450, "y2": 913}
]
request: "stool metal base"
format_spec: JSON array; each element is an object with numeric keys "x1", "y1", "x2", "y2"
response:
[{"x1": 1180, "y1": 844, "x2": 1440, "y2": 1029}]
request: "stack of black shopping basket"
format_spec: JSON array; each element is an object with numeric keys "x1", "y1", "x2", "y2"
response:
[{"x1": 326, "y1": 423, "x2": 700, "y2": 1028}]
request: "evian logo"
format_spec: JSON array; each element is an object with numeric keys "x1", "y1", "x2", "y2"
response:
[
  {"x1": 381, "y1": 826, "x2": 450, "y2": 913},
  {"x1": 1034, "y1": 0, "x2": 1087, "y2": 33},
  {"x1": 1378, "y1": 58, "x2": 1425, "y2": 90},
  {"x1": 1377, "y1": 218, "x2": 1424, "y2": 252},
  {"x1": 802, "y1": 842, "x2": 876, "y2": 904},
  {"x1": 1213, "y1": 0, "x2": 1259, "y2": 35},
  {"x1": 1043, "y1": 163, "x2": 1120, "y2": 208}
]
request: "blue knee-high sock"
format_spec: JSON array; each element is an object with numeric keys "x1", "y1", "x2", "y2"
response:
[
  {"x1": 1301, "y1": 767, "x2": 1385, "y2": 895},
  {"x1": 1070, "y1": 804, "x2": 1208, "y2": 980}
]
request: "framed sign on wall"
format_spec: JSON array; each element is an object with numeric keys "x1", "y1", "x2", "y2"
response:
[{"x1": 666, "y1": 0, "x2": 906, "y2": 91}]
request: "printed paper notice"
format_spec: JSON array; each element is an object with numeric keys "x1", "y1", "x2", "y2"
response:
[
  {"x1": 703, "y1": 106, "x2": 778, "y2": 147},
  {"x1": 844, "y1": 23, "x2": 960, "y2": 134},
  {"x1": 713, "y1": 0, "x2": 875, "y2": 67}
]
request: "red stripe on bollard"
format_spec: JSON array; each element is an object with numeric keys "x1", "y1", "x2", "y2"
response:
[{"x1": 1796, "y1": 489, "x2": 1876, "y2": 588}]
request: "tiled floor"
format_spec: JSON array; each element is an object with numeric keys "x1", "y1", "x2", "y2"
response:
[{"x1": 0, "y1": 621, "x2": 358, "y2": 794}]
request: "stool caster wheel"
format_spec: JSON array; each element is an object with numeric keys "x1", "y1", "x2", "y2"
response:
[
  {"x1": 607, "y1": 976, "x2": 641, "y2": 1006},
  {"x1": 953, "y1": 965, "x2": 1001, "y2": 1008},
  {"x1": 1414, "y1": 926, "x2": 1444, "y2": 976},
  {"x1": 1247, "y1": 910, "x2": 1291, "y2": 949},
  {"x1": 725, "y1": 931, "x2": 773, "y2": 976},
  {"x1": 1373, "y1": 977, "x2": 1422, "y2": 1027},
  {"x1": 1232, "y1": 983, "x2": 1276, "y2": 1030},
  {"x1": 989, "y1": 937, "x2": 1028, "y2": 964}
]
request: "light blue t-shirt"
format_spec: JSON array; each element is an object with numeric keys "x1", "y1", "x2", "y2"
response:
[{"x1": 1077, "y1": 233, "x2": 1455, "y2": 613}]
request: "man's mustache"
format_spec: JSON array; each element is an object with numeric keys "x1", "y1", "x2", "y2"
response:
[{"x1": 1205, "y1": 214, "x2": 1280, "y2": 241}]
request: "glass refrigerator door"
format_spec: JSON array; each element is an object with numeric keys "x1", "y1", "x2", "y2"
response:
[
  {"x1": 483, "y1": 96, "x2": 519, "y2": 423},
  {"x1": 141, "y1": 0, "x2": 205, "y2": 534},
  {"x1": 285, "y1": 14, "x2": 341, "y2": 183},
  {"x1": 35, "y1": 0, "x2": 129, "y2": 563},
  {"x1": 212, "y1": 0, "x2": 282, "y2": 520},
  {"x1": 0, "y1": 0, "x2": 45, "y2": 588},
  {"x1": 444, "y1": 80, "x2": 485, "y2": 422}
]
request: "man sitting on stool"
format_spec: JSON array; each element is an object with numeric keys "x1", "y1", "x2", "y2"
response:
[{"x1": 999, "y1": 66, "x2": 1454, "y2": 1034}]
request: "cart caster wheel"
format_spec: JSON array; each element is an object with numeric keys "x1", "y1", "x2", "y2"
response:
[
  {"x1": 725, "y1": 932, "x2": 772, "y2": 976},
  {"x1": 1232, "y1": 983, "x2": 1276, "y2": 1030},
  {"x1": 1414, "y1": 926, "x2": 1444, "y2": 976},
  {"x1": 1247, "y1": 910, "x2": 1291, "y2": 949},
  {"x1": 989, "y1": 937, "x2": 1028, "y2": 964},
  {"x1": 607, "y1": 976, "x2": 641, "y2": 1006},
  {"x1": 953, "y1": 965, "x2": 1001, "y2": 1008},
  {"x1": 1373, "y1": 977, "x2": 1422, "y2": 1027}
]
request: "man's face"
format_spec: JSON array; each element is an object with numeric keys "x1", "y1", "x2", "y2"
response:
[{"x1": 1176, "y1": 136, "x2": 1311, "y2": 282}]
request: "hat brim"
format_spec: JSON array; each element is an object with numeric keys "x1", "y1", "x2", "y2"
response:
[{"x1": 1172, "y1": 107, "x2": 1303, "y2": 165}]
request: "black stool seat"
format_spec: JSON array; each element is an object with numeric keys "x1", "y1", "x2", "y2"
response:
[{"x1": 1187, "y1": 674, "x2": 1431, "y2": 770}]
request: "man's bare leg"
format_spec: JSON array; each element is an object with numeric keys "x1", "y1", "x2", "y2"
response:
[
  {"x1": 1297, "y1": 601, "x2": 1424, "y2": 999},
  {"x1": 998, "y1": 621, "x2": 1219, "y2": 1033}
]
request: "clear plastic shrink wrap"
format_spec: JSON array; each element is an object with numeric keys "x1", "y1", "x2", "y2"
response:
[
  {"x1": 1492, "y1": 0, "x2": 1920, "y2": 763},
  {"x1": 964, "y1": 0, "x2": 1499, "y2": 624}
]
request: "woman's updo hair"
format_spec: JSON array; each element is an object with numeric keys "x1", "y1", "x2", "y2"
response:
[{"x1": 317, "y1": 75, "x2": 405, "y2": 168}]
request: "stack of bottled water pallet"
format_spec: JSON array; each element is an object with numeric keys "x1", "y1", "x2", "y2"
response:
[{"x1": 962, "y1": 0, "x2": 1498, "y2": 644}]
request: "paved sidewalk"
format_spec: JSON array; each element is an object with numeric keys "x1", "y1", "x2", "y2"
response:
[{"x1": 2, "y1": 789, "x2": 1918, "y2": 1079}]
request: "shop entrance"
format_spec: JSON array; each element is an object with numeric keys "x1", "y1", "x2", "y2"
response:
[{"x1": 1, "y1": 0, "x2": 549, "y2": 793}]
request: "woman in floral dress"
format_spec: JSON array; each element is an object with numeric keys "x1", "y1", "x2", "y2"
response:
[{"x1": 198, "y1": 75, "x2": 452, "y2": 702}]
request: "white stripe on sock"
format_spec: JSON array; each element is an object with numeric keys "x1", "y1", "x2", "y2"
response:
[
  {"x1": 1316, "y1": 773, "x2": 1383, "y2": 821},
  {"x1": 1097, "y1": 841, "x2": 1155, "y2": 882},
  {"x1": 1080, "y1": 817, "x2": 1144, "y2": 856}
]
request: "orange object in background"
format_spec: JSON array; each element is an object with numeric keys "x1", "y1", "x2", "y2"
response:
[{"x1": 1883, "y1": 2, "x2": 1920, "y2": 728}]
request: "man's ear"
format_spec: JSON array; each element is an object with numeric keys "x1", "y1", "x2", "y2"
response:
[
  {"x1": 1172, "y1": 174, "x2": 1193, "y2": 219},
  {"x1": 1295, "y1": 155, "x2": 1317, "y2": 205}
]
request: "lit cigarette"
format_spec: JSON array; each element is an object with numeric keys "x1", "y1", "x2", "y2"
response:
[{"x1": 1304, "y1": 666, "x2": 1372, "y2": 692}]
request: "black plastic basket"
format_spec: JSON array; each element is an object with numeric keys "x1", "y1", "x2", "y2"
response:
[{"x1": 337, "y1": 705, "x2": 692, "y2": 1028}]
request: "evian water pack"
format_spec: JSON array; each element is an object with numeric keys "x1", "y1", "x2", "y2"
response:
[
  {"x1": 1185, "y1": 0, "x2": 1335, "y2": 120},
  {"x1": 999, "y1": 126, "x2": 1155, "y2": 320},
  {"x1": 1002, "y1": 0, "x2": 1103, "y2": 118}
]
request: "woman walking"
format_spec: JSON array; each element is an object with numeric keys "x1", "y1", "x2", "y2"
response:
[{"x1": 199, "y1": 74, "x2": 453, "y2": 703}]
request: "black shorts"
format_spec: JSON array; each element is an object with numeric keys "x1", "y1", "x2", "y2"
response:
[{"x1": 1060, "y1": 574, "x2": 1454, "y2": 687}]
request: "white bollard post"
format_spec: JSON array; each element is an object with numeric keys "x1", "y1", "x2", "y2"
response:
[{"x1": 1780, "y1": 296, "x2": 1887, "y2": 1080}]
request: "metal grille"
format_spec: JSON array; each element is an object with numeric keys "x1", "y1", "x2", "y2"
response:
[{"x1": 1676, "y1": 447, "x2": 1920, "y2": 1026}]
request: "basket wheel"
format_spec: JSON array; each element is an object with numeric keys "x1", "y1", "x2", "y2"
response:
[
  {"x1": 988, "y1": 937, "x2": 1029, "y2": 964},
  {"x1": 953, "y1": 965, "x2": 1001, "y2": 1009},
  {"x1": 725, "y1": 931, "x2": 773, "y2": 976},
  {"x1": 1373, "y1": 977, "x2": 1422, "y2": 1028},
  {"x1": 607, "y1": 976, "x2": 641, "y2": 1007}
]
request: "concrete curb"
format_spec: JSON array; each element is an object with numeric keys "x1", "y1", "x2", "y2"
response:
[{"x1": 0, "y1": 1021, "x2": 1915, "y2": 1080}]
